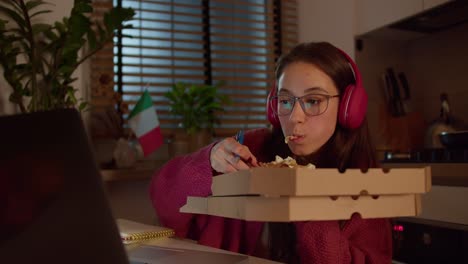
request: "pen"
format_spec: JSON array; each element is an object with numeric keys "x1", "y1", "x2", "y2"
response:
[
  {"x1": 235, "y1": 130, "x2": 244, "y2": 145},
  {"x1": 234, "y1": 130, "x2": 244, "y2": 161}
]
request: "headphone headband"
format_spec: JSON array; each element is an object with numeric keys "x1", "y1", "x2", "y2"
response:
[{"x1": 335, "y1": 48, "x2": 362, "y2": 88}]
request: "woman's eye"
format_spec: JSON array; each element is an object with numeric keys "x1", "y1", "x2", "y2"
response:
[
  {"x1": 304, "y1": 98, "x2": 321, "y2": 106},
  {"x1": 278, "y1": 97, "x2": 293, "y2": 108}
]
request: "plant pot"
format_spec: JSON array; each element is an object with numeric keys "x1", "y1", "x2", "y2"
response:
[
  {"x1": 168, "y1": 129, "x2": 213, "y2": 157},
  {"x1": 188, "y1": 129, "x2": 212, "y2": 152},
  {"x1": 168, "y1": 129, "x2": 189, "y2": 157},
  {"x1": 168, "y1": 139, "x2": 190, "y2": 158}
]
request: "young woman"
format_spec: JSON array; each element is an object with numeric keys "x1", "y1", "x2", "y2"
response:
[{"x1": 149, "y1": 42, "x2": 392, "y2": 263}]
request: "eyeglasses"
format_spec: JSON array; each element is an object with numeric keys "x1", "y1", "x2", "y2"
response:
[{"x1": 270, "y1": 93, "x2": 340, "y2": 116}]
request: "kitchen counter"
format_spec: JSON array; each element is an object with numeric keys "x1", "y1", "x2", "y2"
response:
[{"x1": 382, "y1": 162, "x2": 468, "y2": 187}]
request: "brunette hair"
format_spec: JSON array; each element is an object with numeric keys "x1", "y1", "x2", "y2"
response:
[{"x1": 266, "y1": 42, "x2": 378, "y2": 263}]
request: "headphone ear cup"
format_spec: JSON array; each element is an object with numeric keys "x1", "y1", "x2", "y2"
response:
[
  {"x1": 335, "y1": 47, "x2": 368, "y2": 129},
  {"x1": 338, "y1": 84, "x2": 368, "y2": 129},
  {"x1": 267, "y1": 87, "x2": 281, "y2": 128}
]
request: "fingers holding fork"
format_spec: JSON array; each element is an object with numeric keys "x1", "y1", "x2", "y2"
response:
[{"x1": 233, "y1": 130, "x2": 258, "y2": 167}]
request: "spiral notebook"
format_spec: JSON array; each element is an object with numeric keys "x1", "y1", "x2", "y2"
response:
[{"x1": 117, "y1": 219, "x2": 175, "y2": 244}]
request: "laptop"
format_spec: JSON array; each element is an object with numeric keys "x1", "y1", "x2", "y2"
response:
[
  {"x1": 0, "y1": 109, "x2": 253, "y2": 264},
  {"x1": 0, "y1": 109, "x2": 129, "y2": 264}
]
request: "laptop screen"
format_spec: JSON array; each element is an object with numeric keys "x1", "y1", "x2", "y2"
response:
[{"x1": 0, "y1": 109, "x2": 129, "y2": 264}]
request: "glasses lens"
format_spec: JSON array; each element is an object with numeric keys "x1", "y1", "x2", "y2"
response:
[
  {"x1": 276, "y1": 95, "x2": 294, "y2": 115},
  {"x1": 273, "y1": 94, "x2": 330, "y2": 116},
  {"x1": 300, "y1": 94, "x2": 328, "y2": 116}
]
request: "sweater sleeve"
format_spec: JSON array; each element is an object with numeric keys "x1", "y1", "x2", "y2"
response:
[
  {"x1": 296, "y1": 214, "x2": 393, "y2": 264},
  {"x1": 149, "y1": 143, "x2": 215, "y2": 238},
  {"x1": 148, "y1": 128, "x2": 271, "y2": 244}
]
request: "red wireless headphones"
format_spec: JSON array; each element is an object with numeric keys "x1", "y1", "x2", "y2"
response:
[{"x1": 267, "y1": 47, "x2": 368, "y2": 130}]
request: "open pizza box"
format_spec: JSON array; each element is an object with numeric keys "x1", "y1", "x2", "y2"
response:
[{"x1": 180, "y1": 166, "x2": 431, "y2": 222}]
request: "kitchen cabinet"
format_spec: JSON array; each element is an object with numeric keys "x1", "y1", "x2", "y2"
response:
[
  {"x1": 356, "y1": 0, "x2": 423, "y2": 36},
  {"x1": 355, "y1": 0, "x2": 455, "y2": 36}
]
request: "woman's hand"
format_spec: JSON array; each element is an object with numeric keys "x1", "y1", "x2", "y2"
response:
[{"x1": 210, "y1": 137, "x2": 259, "y2": 173}]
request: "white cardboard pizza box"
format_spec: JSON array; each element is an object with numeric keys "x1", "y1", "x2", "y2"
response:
[
  {"x1": 180, "y1": 194, "x2": 422, "y2": 222},
  {"x1": 211, "y1": 167, "x2": 431, "y2": 196}
]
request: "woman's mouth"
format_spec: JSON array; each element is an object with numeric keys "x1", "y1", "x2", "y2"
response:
[{"x1": 285, "y1": 134, "x2": 304, "y2": 144}]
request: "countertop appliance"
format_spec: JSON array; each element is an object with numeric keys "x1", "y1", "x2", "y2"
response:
[
  {"x1": 382, "y1": 148, "x2": 468, "y2": 186},
  {"x1": 384, "y1": 148, "x2": 468, "y2": 163},
  {"x1": 392, "y1": 218, "x2": 468, "y2": 263},
  {"x1": 383, "y1": 149, "x2": 468, "y2": 263}
]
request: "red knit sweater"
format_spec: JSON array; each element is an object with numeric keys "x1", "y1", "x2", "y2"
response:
[{"x1": 149, "y1": 128, "x2": 393, "y2": 263}]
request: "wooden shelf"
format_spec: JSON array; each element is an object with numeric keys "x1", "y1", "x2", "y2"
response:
[{"x1": 100, "y1": 160, "x2": 168, "y2": 182}]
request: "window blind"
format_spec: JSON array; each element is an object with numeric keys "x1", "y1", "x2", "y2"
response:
[
  {"x1": 90, "y1": 0, "x2": 297, "y2": 138},
  {"x1": 208, "y1": 0, "x2": 276, "y2": 135}
]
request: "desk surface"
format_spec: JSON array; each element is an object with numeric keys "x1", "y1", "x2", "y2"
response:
[{"x1": 125, "y1": 237, "x2": 280, "y2": 264}]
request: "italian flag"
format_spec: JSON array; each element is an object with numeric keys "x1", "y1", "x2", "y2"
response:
[{"x1": 128, "y1": 90, "x2": 163, "y2": 157}]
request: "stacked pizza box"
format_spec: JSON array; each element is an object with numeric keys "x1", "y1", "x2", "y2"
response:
[{"x1": 180, "y1": 165, "x2": 431, "y2": 221}]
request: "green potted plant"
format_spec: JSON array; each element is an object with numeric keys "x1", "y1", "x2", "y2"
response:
[
  {"x1": 0, "y1": 0, "x2": 134, "y2": 113},
  {"x1": 164, "y1": 81, "x2": 231, "y2": 152}
]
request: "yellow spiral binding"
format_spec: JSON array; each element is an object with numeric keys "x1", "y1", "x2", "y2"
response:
[{"x1": 122, "y1": 229, "x2": 175, "y2": 243}]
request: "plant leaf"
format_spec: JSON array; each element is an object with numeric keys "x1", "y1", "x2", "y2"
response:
[
  {"x1": 78, "y1": 101, "x2": 88, "y2": 111},
  {"x1": 0, "y1": 18, "x2": 7, "y2": 29},
  {"x1": 32, "y1": 23, "x2": 51, "y2": 34},
  {"x1": 54, "y1": 21, "x2": 66, "y2": 34},
  {"x1": 1, "y1": 0, "x2": 22, "y2": 14},
  {"x1": 72, "y1": 0, "x2": 93, "y2": 14},
  {"x1": 0, "y1": 0, "x2": 136, "y2": 113},
  {"x1": 43, "y1": 27, "x2": 58, "y2": 40},
  {"x1": 0, "y1": 5, "x2": 26, "y2": 28},
  {"x1": 25, "y1": 0, "x2": 48, "y2": 11},
  {"x1": 30, "y1": 9, "x2": 52, "y2": 18},
  {"x1": 87, "y1": 29, "x2": 97, "y2": 50}
]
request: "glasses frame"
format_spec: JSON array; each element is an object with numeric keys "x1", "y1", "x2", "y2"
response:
[{"x1": 270, "y1": 93, "x2": 340, "y2": 117}]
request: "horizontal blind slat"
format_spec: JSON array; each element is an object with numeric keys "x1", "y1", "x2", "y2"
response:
[
  {"x1": 209, "y1": 6, "x2": 266, "y2": 16},
  {"x1": 211, "y1": 41, "x2": 274, "y2": 49},
  {"x1": 119, "y1": 54, "x2": 206, "y2": 62},
  {"x1": 132, "y1": 0, "x2": 201, "y2": 8},
  {"x1": 121, "y1": 45, "x2": 204, "y2": 53},
  {"x1": 131, "y1": 9, "x2": 202, "y2": 18},
  {"x1": 121, "y1": 64, "x2": 205, "y2": 70},
  {"x1": 126, "y1": 27, "x2": 204, "y2": 35},
  {"x1": 210, "y1": 33, "x2": 268, "y2": 41},
  {"x1": 210, "y1": 15, "x2": 273, "y2": 24},
  {"x1": 211, "y1": 0, "x2": 266, "y2": 8}
]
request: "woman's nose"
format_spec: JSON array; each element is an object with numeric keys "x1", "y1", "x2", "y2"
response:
[{"x1": 288, "y1": 100, "x2": 306, "y2": 123}]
